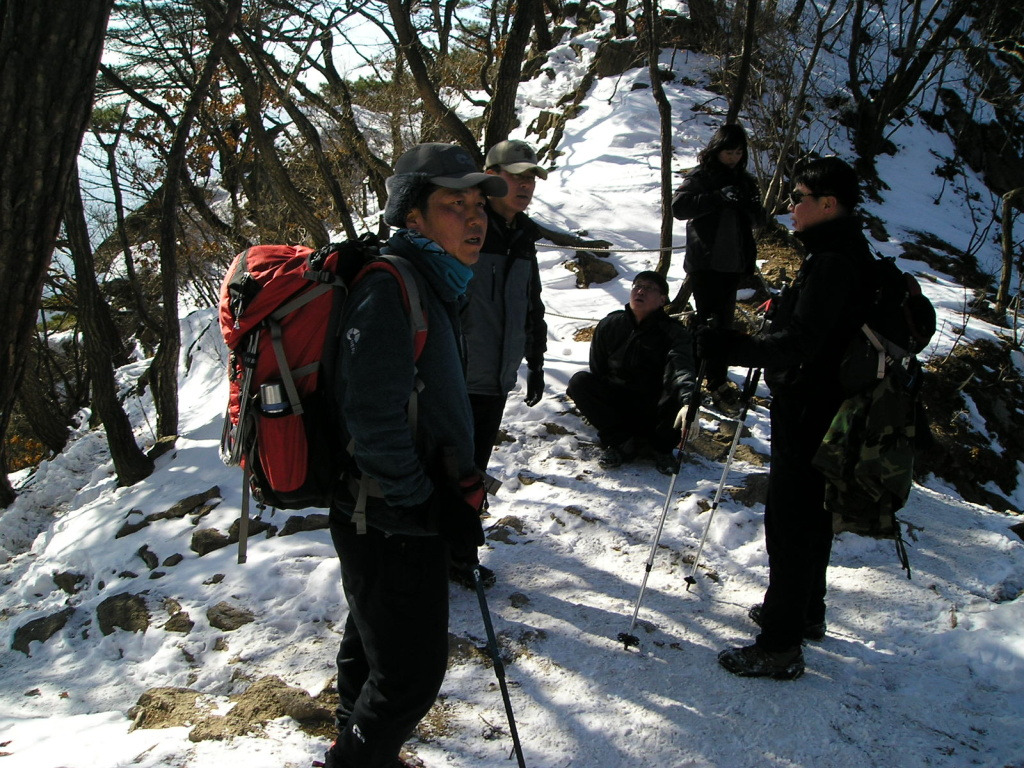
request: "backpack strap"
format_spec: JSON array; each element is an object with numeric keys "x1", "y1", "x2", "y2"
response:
[
  {"x1": 358, "y1": 255, "x2": 429, "y2": 359},
  {"x1": 347, "y1": 255, "x2": 430, "y2": 534},
  {"x1": 861, "y1": 325, "x2": 888, "y2": 381}
]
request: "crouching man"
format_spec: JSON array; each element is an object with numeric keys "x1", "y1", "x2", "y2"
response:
[{"x1": 567, "y1": 271, "x2": 697, "y2": 474}]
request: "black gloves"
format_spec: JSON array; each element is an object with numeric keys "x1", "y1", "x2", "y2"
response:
[
  {"x1": 525, "y1": 367, "x2": 544, "y2": 407},
  {"x1": 696, "y1": 325, "x2": 747, "y2": 362},
  {"x1": 433, "y1": 477, "x2": 485, "y2": 552},
  {"x1": 719, "y1": 186, "x2": 741, "y2": 204}
]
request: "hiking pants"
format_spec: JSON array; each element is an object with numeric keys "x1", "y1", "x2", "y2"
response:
[
  {"x1": 469, "y1": 392, "x2": 509, "y2": 471},
  {"x1": 690, "y1": 270, "x2": 741, "y2": 390},
  {"x1": 567, "y1": 370, "x2": 677, "y2": 452},
  {"x1": 756, "y1": 392, "x2": 840, "y2": 652},
  {"x1": 328, "y1": 517, "x2": 449, "y2": 767}
]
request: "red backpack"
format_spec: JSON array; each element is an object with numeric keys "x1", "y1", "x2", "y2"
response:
[{"x1": 218, "y1": 235, "x2": 427, "y2": 561}]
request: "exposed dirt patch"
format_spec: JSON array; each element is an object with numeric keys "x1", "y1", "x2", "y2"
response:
[
  {"x1": 902, "y1": 231, "x2": 989, "y2": 291},
  {"x1": 916, "y1": 338, "x2": 1024, "y2": 513},
  {"x1": 129, "y1": 676, "x2": 334, "y2": 742}
]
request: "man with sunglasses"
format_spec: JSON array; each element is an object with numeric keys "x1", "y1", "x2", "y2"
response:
[{"x1": 697, "y1": 156, "x2": 873, "y2": 679}]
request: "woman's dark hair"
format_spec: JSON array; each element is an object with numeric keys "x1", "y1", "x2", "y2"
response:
[
  {"x1": 698, "y1": 124, "x2": 750, "y2": 169},
  {"x1": 792, "y1": 156, "x2": 861, "y2": 211}
]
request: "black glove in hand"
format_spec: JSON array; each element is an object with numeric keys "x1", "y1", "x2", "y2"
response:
[
  {"x1": 719, "y1": 186, "x2": 741, "y2": 204},
  {"x1": 525, "y1": 367, "x2": 544, "y2": 407},
  {"x1": 696, "y1": 325, "x2": 745, "y2": 362},
  {"x1": 434, "y1": 482, "x2": 485, "y2": 552}
]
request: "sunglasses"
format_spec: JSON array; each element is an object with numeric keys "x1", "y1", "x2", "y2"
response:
[{"x1": 789, "y1": 190, "x2": 831, "y2": 206}]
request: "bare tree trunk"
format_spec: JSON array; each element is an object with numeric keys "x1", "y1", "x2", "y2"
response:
[
  {"x1": 484, "y1": 0, "x2": 540, "y2": 150},
  {"x1": 387, "y1": 0, "x2": 482, "y2": 162},
  {"x1": 726, "y1": 0, "x2": 758, "y2": 126},
  {"x1": 16, "y1": 339, "x2": 77, "y2": 456},
  {"x1": 151, "y1": 0, "x2": 243, "y2": 442},
  {"x1": 613, "y1": 0, "x2": 630, "y2": 37},
  {"x1": 642, "y1": 0, "x2": 676, "y2": 279},
  {"x1": 534, "y1": 1, "x2": 557, "y2": 53},
  {"x1": 0, "y1": 0, "x2": 115, "y2": 507},
  {"x1": 996, "y1": 188, "x2": 1024, "y2": 314},
  {"x1": 234, "y1": 27, "x2": 359, "y2": 239},
  {"x1": 849, "y1": 0, "x2": 970, "y2": 174},
  {"x1": 65, "y1": 164, "x2": 154, "y2": 486}
]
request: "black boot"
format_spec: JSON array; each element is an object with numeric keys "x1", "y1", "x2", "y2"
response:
[
  {"x1": 748, "y1": 603, "x2": 826, "y2": 642},
  {"x1": 718, "y1": 643, "x2": 804, "y2": 680}
]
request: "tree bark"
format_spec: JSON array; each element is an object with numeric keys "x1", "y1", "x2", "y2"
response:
[
  {"x1": 484, "y1": 0, "x2": 540, "y2": 150},
  {"x1": 996, "y1": 188, "x2": 1024, "y2": 315},
  {"x1": 65, "y1": 164, "x2": 155, "y2": 486},
  {"x1": 726, "y1": 0, "x2": 758, "y2": 126},
  {"x1": 0, "y1": 0, "x2": 115, "y2": 506},
  {"x1": 642, "y1": 0, "x2": 676, "y2": 279}
]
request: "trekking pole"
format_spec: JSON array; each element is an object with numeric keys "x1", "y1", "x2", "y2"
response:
[
  {"x1": 473, "y1": 565, "x2": 528, "y2": 768},
  {"x1": 685, "y1": 365, "x2": 762, "y2": 589},
  {"x1": 617, "y1": 360, "x2": 707, "y2": 650}
]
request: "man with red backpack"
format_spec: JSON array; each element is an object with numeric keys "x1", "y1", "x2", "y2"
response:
[{"x1": 322, "y1": 143, "x2": 507, "y2": 768}]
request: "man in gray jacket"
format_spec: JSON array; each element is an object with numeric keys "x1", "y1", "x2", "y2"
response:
[{"x1": 453, "y1": 139, "x2": 548, "y2": 587}]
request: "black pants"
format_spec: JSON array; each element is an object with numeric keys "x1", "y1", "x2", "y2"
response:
[
  {"x1": 469, "y1": 392, "x2": 509, "y2": 471},
  {"x1": 328, "y1": 516, "x2": 449, "y2": 767},
  {"x1": 755, "y1": 392, "x2": 840, "y2": 651},
  {"x1": 566, "y1": 370, "x2": 678, "y2": 453},
  {"x1": 690, "y1": 270, "x2": 741, "y2": 389}
]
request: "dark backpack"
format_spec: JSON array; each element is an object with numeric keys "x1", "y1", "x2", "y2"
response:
[
  {"x1": 218, "y1": 235, "x2": 427, "y2": 561},
  {"x1": 814, "y1": 255, "x2": 936, "y2": 578},
  {"x1": 838, "y1": 255, "x2": 936, "y2": 396}
]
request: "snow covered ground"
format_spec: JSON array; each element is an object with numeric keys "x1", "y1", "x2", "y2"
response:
[{"x1": 2, "y1": 12, "x2": 1024, "y2": 768}]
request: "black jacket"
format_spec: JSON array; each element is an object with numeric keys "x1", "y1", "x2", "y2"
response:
[
  {"x1": 672, "y1": 163, "x2": 765, "y2": 275},
  {"x1": 727, "y1": 216, "x2": 873, "y2": 397},
  {"x1": 590, "y1": 305, "x2": 696, "y2": 408}
]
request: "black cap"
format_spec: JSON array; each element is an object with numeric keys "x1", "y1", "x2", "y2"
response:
[{"x1": 384, "y1": 143, "x2": 509, "y2": 227}]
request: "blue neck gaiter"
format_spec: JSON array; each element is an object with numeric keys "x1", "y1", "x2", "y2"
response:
[{"x1": 400, "y1": 230, "x2": 474, "y2": 296}]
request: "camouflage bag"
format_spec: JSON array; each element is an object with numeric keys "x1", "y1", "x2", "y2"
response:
[{"x1": 813, "y1": 359, "x2": 922, "y2": 577}]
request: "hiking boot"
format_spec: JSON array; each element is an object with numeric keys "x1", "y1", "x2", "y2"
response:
[
  {"x1": 654, "y1": 451, "x2": 678, "y2": 476},
  {"x1": 448, "y1": 563, "x2": 496, "y2": 590},
  {"x1": 598, "y1": 439, "x2": 636, "y2": 469},
  {"x1": 718, "y1": 643, "x2": 805, "y2": 680},
  {"x1": 598, "y1": 445, "x2": 624, "y2": 469},
  {"x1": 710, "y1": 382, "x2": 742, "y2": 415},
  {"x1": 318, "y1": 747, "x2": 424, "y2": 768},
  {"x1": 396, "y1": 750, "x2": 427, "y2": 767},
  {"x1": 748, "y1": 603, "x2": 826, "y2": 642}
]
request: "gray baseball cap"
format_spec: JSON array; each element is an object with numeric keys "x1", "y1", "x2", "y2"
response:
[
  {"x1": 384, "y1": 143, "x2": 508, "y2": 228},
  {"x1": 484, "y1": 139, "x2": 548, "y2": 180}
]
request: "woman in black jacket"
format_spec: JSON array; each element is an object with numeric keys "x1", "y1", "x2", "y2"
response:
[{"x1": 672, "y1": 124, "x2": 766, "y2": 406}]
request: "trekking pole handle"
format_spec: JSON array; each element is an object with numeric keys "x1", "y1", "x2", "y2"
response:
[{"x1": 675, "y1": 359, "x2": 708, "y2": 459}]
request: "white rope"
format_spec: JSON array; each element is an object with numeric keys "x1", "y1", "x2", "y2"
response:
[{"x1": 536, "y1": 242, "x2": 686, "y2": 254}]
